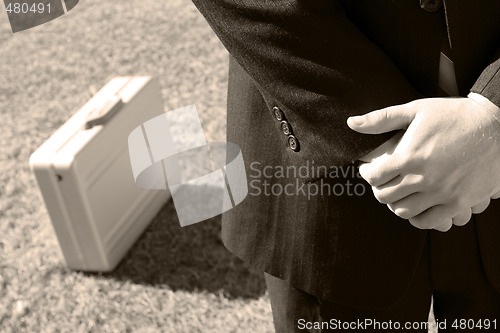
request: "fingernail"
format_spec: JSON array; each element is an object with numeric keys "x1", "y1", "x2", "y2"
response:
[{"x1": 348, "y1": 116, "x2": 365, "y2": 126}]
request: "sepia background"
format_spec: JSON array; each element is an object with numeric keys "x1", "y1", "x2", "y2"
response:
[
  {"x1": 0, "y1": 0, "x2": 272, "y2": 332},
  {"x1": 0, "y1": 0, "x2": 437, "y2": 332}
]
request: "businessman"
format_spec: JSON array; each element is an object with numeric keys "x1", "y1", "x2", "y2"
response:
[{"x1": 191, "y1": 0, "x2": 500, "y2": 331}]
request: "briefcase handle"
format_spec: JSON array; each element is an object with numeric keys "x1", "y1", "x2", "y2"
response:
[{"x1": 84, "y1": 95, "x2": 123, "y2": 130}]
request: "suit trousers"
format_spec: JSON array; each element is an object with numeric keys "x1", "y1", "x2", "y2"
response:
[{"x1": 265, "y1": 218, "x2": 500, "y2": 332}]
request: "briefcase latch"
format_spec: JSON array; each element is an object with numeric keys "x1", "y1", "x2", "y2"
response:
[{"x1": 84, "y1": 95, "x2": 123, "y2": 130}]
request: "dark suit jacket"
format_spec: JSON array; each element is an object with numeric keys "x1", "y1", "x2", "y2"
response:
[{"x1": 192, "y1": 0, "x2": 500, "y2": 309}]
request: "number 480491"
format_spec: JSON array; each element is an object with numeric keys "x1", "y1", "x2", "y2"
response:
[
  {"x1": 452, "y1": 319, "x2": 497, "y2": 330},
  {"x1": 5, "y1": 2, "x2": 51, "y2": 14}
]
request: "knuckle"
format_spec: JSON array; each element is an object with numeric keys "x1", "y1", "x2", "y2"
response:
[
  {"x1": 416, "y1": 174, "x2": 432, "y2": 189},
  {"x1": 373, "y1": 188, "x2": 390, "y2": 204},
  {"x1": 358, "y1": 165, "x2": 373, "y2": 183},
  {"x1": 437, "y1": 223, "x2": 452, "y2": 232},
  {"x1": 394, "y1": 207, "x2": 414, "y2": 220},
  {"x1": 409, "y1": 218, "x2": 427, "y2": 230},
  {"x1": 411, "y1": 174, "x2": 425, "y2": 186},
  {"x1": 410, "y1": 216, "x2": 437, "y2": 230},
  {"x1": 362, "y1": 175, "x2": 375, "y2": 186},
  {"x1": 392, "y1": 153, "x2": 412, "y2": 172},
  {"x1": 482, "y1": 198, "x2": 491, "y2": 207},
  {"x1": 453, "y1": 216, "x2": 469, "y2": 227},
  {"x1": 361, "y1": 171, "x2": 379, "y2": 186},
  {"x1": 374, "y1": 109, "x2": 388, "y2": 123},
  {"x1": 472, "y1": 200, "x2": 489, "y2": 214},
  {"x1": 378, "y1": 196, "x2": 391, "y2": 204}
]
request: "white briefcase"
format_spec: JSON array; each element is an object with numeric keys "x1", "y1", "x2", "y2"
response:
[{"x1": 30, "y1": 77, "x2": 170, "y2": 272}]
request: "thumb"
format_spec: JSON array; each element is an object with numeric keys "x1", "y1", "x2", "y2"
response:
[{"x1": 347, "y1": 103, "x2": 417, "y2": 134}]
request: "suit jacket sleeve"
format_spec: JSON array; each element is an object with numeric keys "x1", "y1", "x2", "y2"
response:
[
  {"x1": 192, "y1": 0, "x2": 421, "y2": 181},
  {"x1": 471, "y1": 50, "x2": 500, "y2": 108}
]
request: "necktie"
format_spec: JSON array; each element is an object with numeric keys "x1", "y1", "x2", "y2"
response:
[{"x1": 438, "y1": 36, "x2": 460, "y2": 96}]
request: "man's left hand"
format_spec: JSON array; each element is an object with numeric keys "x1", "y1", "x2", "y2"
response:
[{"x1": 348, "y1": 94, "x2": 500, "y2": 232}]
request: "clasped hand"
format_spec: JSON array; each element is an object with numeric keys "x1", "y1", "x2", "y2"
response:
[{"x1": 348, "y1": 93, "x2": 500, "y2": 231}]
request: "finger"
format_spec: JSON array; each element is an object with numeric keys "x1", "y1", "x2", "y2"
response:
[
  {"x1": 359, "y1": 154, "x2": 404, "y2": 187},
  {"x1": 388, "y1": 192, "x2": 437, "y2": 220},
  {"x1": 347, "y1": 103, "x2": 417, "y2": 134},
  {"x1": 491, "y1": 189, "x2": 500, "y2": 200},
  {"x1": 471, "y1": 198, "x2": 491, "y2": 214},
  {"x1": 452, "y1": 208, "x2": 472, "y2": 227},
  {"x1": 372, "y1": 174, "x2": 424, "y2": 204},
  {"x1": 409, "y1": 205, "x2": 453, "y2": 230},
  {"x1": 433, "y1": 220, "x2": 453, "y2": 232}
]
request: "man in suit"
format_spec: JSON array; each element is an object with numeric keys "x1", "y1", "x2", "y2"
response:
[{"x1": 191, "y1": 0, "x2": 500, "y2": 331}]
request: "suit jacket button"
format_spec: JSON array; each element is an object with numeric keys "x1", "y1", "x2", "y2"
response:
[
  {"x1": 273, "y1": 106, "x2": 285, "y2": 121},
  {"x1": 288, "y1": 135, "x2": 300, "y2": 152},
  {"x1": 420, "y1": 0, "x2": 442, "y2": 12},
  {"x1": 280, "y1": 120, "x2": 293, "y2": 135}
]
